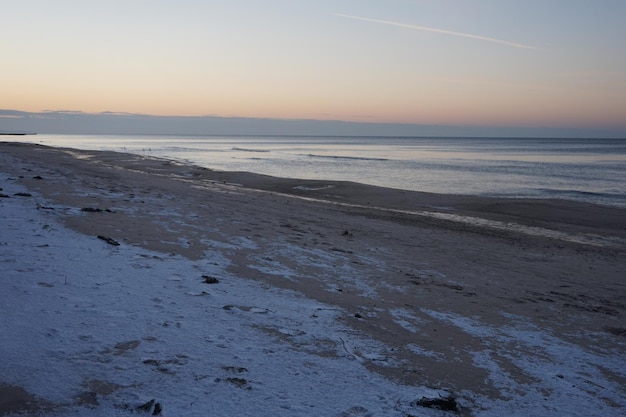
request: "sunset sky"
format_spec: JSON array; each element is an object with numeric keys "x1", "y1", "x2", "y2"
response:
[{"x1": 2, "y1": 0, "x2": 626, "y2": 132}]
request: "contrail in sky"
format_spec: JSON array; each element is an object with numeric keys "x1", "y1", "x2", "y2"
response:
[{"x1": 335, "y1": 14, "x2": 538, "y2": 50}]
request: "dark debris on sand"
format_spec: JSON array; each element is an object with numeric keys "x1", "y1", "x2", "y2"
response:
[
  {"x1": 411, "y1": 395, "x2": 459, "y2": 413},
  {"x1": 136, "y1": 399, "x2": 162, "y2": 415},
  {"x1": 202, "y1": 275, "x2": 220, "y2": 284},
  {"x1": 81, "y1": 207, "x2": 114, "y2": 213},
  {"x1": 97, "y1": 235, "x2": 120, "y2": 246}
]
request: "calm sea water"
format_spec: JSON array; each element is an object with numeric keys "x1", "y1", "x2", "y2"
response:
[{"x1": 9, "y1": 134, "x2": 626, "y2": 208}]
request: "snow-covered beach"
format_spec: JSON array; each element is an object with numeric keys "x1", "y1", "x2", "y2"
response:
[{"x1": 1, "y1": 142, "x2": 625, "y2": 416}]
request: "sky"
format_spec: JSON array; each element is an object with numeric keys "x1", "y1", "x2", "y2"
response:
[{"x1": 2, "y1": 0, "x2": 626, "y2": 134}]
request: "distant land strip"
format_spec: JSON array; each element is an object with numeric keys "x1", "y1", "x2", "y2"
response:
[
  {"x1": 2, "y1": 109, "x2": 625, "y2": 138},
  {"x1": 0, "y1": 133, "x2": 37, "y2": 136}
]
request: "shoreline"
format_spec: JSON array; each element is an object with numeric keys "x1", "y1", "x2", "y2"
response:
[
  {"x1": 1, "y1": 141, "x2": 625, "y2": 415},
  {"x1": 5, "y1": 134, "x2": 626, "y2": 210},
  {"x1": 3, "y1": 141, "x2": 625, "y2": 247}
]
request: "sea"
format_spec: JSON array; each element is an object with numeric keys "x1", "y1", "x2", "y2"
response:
[{"x1": 7, "y1": 134, "x2": 626, "y2": 208}]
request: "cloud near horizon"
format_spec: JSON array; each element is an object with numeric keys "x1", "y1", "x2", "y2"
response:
[{"x1": 335, "y1": 14, "x2": 539, "y2": 50}]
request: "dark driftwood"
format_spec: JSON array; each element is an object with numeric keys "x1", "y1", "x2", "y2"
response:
[
  {"x1": 81, "y1": 207, "x2": 113, "y2": 213},
  {"x1": 202, "y1": 275, "x2": 220, "y2": 284},
  {"x1": 413, "y1": 395, "x2": 459, "y2": 412},
  {"x1": 97, "y1": 235, "x2": 120, "y2": 246}
]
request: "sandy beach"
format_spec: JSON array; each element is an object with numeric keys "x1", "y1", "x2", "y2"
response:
[{"x1": 1, "y1": 142, "x2": 625, "y2": 416}]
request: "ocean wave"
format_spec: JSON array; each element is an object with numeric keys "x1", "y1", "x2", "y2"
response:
[
  {"x1": 161, "y1": 146, "x2": 209, "y2": 152},
  {"x1": 306, "y1": 154, "x2": 388, "y2": 162},
  {"x1": 536, "y1": 188, "x2": 626, "y2": 199},
  {"x1": 232, "y1": 147, "x2": 271, "y2": 153}
]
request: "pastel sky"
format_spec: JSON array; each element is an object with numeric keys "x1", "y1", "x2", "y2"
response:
[{"x1": 2, "y1": 0, "x2": 626, "y2": 131}]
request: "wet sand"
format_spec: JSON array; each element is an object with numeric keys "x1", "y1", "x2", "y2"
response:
[{"x1": 1, "y1": 142, "x2": 625, "y2": 414}]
